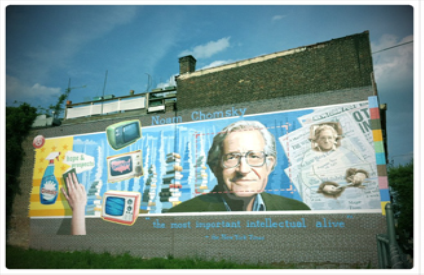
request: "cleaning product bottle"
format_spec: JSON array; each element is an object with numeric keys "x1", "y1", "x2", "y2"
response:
[{"x1": 40, "y1": 152, "x2": 60, "y2": 205}]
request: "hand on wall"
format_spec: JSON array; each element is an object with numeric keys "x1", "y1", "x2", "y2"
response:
[{"x1": 62, "y1": 172, "x2": 87, "y2": 235}]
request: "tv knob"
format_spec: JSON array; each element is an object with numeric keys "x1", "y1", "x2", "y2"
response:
[
  {"x1": 127, "y1": 199, "x2": 133, "y2": 204},
  {"x1": 127, "y1": 206, "x2": 132, "y2": 211}
]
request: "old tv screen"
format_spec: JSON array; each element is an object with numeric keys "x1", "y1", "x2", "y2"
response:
[
  {"x1": 123, "y1": 122, "x2": 140, "y2": 143},
  {"x1": 109, "y1": 155, "x2": 133, "y2": 176},
  {"x1": 106, "y1": 120, "x2": 141, "y2": 150},
  {"x1": 105, "y1": 197, "x2": 126, "y2": 216}
]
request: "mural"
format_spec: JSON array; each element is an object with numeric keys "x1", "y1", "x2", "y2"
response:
[{"x1": 29, "y1": 98, "x2": 388, "y2": 232}]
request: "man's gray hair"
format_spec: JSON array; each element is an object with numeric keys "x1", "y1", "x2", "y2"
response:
[{"x1": 207, "y1": 120, "x2": 277, "y2": 171}]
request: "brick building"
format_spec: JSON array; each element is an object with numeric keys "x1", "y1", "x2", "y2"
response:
[
  {"x1": 177, "y1": 30, "x2": 373, "y2": 110},
  {"x1": 9, "y1": 31, "x2": 389, "y2": 267}
]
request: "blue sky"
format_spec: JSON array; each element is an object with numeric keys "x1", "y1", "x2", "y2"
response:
[{"x1": 3, "y1": 3, "x2": 415, "y2": 166}]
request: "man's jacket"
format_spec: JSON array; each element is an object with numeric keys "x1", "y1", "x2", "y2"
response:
[{"x1": 167, "y1": 186, "x2": 311, "y2": 212}]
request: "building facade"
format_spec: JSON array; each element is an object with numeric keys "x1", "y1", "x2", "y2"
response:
[{"x1": 9, "y1": 31, "x2": 390, "y2": 267}]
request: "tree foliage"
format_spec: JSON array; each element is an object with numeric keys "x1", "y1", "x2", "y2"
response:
[
  {"x1": 35, "y1": 90, "x2": 70, "y2": 118},
  {"x1": 6, "y1": 86, "x2": 71, "y2": 237},
  {"x1": 49, "y1": 87, "x2": 71, "y2": 118},
  {"x1": 6, "y1": 103, "x2": 38, "y2": 233},
  {"x1": 387, "y1": 160, "x2": 413, "y2": 251}
]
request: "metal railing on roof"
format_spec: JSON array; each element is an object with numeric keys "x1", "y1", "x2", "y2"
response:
[
  {"x1": 65, "y1": 94, "x2": 146, "y2": 119},
  {"x1": 64, "y1": 86, "x2": 177, "y2": 120}
]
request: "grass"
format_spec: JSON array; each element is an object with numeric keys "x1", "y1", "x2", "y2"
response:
[
  {"x1": 6, "y1": 245, "x2": 277, "y2": 269},
  {"x1": 6, "y1": 245, "x2": 372, "y2": 269}
]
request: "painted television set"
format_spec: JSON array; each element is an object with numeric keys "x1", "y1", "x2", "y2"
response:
[
  {"x1": 106, "y1": 120, "x2": 141, "y2": 150},
  {"x1": 101, "y1": 191, "x2": 141, "y2": 225},
  {"x1": 107, "y1": 150, "x2": 143, "y2": 183}
]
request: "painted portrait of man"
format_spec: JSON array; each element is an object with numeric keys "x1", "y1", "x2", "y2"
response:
[{"x1": 168, "y1": 120, "x2": 310, "y2": 212}]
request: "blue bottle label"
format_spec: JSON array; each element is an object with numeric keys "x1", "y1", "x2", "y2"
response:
[{"x1": 40, "y1": 175, "x2": 58, "y2": 204}]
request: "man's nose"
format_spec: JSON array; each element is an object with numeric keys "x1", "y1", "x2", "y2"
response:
[{"x1": 237, "y1": 157, "x2": 251, "y2": 174}]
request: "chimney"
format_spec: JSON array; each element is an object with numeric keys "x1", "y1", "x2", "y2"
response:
[{"x1": 179, "y1": 55, "x2": 196, "y2": 74}]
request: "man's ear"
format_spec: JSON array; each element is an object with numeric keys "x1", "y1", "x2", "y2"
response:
[{"x1": 266, "y1": 156, "x2": 276, "y2": 172}]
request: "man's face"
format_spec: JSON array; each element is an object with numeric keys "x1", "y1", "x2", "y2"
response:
[
  {"x1": 317, "y1": 129, "x2": 335, "y2": 151},
  {"x1": 214, "y1": 130, "x2": 275, "y2": 199}
]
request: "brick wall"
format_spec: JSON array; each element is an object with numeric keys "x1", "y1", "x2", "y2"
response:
[
  {"x1": 173, "y1": 86, "x2": 373, "y2": 125},
  {"x1": 176, "y1": 31, "x2": 373, "y2": 110},
  {"x1": 28, "y1": 213, "x2": 385, "y2": 267},
  {"x1": 8, "y1": 85, "x2": 383, "y2": 265}
]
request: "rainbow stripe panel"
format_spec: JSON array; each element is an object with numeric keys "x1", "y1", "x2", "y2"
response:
[{"x1": 368, "y1": 96, "x2": 390, "y2": 215}]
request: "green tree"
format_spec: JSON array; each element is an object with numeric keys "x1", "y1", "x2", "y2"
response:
[
  {"x1": 6, "y1": 103, "x2": 38, "y2": 235},
  {"x1": 34, "y1": 91, "x2": 69, "y2": 118},
  {"x1": 387, "y1": 160, "x2": 413, "y2": 253},
  {"x1": 48, "y1": 79, "x2": 86, "y2": 119}
]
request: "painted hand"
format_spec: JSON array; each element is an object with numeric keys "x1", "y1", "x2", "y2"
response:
[
  {"x1": 61, "y1": 172, "x2": 87, "y2": 235},
  {"x1": 62, "y1": 172, "x2": 87, "y2": 211}
]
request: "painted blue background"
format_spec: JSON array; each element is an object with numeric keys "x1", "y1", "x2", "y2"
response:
[{"x1": 72, "y1": 108, "x2": 312, "y2": 214}]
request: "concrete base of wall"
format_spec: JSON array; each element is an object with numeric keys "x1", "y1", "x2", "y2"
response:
[{"x1": 28, "y1": 213, "x2": 386, "y2": 267}]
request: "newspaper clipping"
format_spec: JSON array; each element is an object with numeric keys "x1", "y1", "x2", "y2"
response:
[{"x1": 279, "y1": 101, "x2": 381, "y2": 210}]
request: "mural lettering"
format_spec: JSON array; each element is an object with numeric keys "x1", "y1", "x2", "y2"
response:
[
  {"x1": 29, "y1": 99, "x2": 386, "y2": 235},
  {"x1": 148, "y1": 216, "x2": 348, "y2": 241},
  {"x1": 352, "y1": 108, "x2": 372, "y2": 133},
  {"x1": 191, "y1": 107, "x2": 247, "y2": 121},
  {"x1": 152, "y1": 115, "x2": 182, "y2": 126}
]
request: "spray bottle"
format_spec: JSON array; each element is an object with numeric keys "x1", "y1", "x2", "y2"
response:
[{"x1": 40, "y1": 152, "x2": 60, "y2": 205}]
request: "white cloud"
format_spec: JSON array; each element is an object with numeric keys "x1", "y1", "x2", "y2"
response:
[
  {"x1": 179, "y1": 37, "x2": 231, "y2": 59},
  {"x1": 156, "y1": 74, "x2": 178, "y2": 89},
  {"x1": 6, "y1": 75, "x2": 61, "y2": 106},
  {"x1": 371, "y1": 34, "x2": 413, "y2": 88},
  {"x1": 272, "y1": 15, "x2": 286, "y2": 21},
  {"x1": 155, "y1": 60, "x2": 234, "y2": 89},
  {"x1": 200, "y1": 60, "x2": 234, "y2": 70}
]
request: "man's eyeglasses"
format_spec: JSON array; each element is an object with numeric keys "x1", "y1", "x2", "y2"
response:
[{"x1": 221, "y1": 151, "x2": 267, "y2": 168}]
